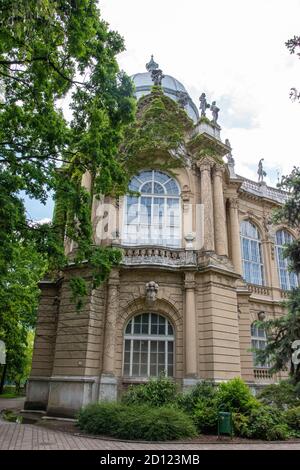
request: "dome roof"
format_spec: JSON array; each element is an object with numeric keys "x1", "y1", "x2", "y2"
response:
[{"x1": 131, "y1": 56, "x2": 199, "y2": 123}]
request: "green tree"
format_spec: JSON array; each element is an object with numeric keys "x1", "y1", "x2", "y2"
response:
[
  {"x1": 0, "y1": 242, "x2": 47, "y2": 393},
  {"x1": 286, "y1": 36, "x2": 300, "y2": 101},
  {"x1": 0, "y1": 0, "x2": 136, "y2": 299},
  {"x1": 257, "y1": 167, "x2": 300, "y2": 383}
]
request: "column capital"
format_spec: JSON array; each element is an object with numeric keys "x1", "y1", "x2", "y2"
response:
[
  {"x1": 196, "y1": 156, "x2": 215, "y2": 172},
  {"x1": 213, "y1": 163, "x2": 225, "y2": 177},
  {"x1": 228, "y1": 197, "x2": 239, "y2": 209},
  {"x1": 108, "y1": 268, "x2": 120, "y2": 287},
  {"x1": 184, "y1": 271, "x2": 196, "y2": 289}
]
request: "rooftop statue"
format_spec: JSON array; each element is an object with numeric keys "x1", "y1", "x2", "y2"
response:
[
  {"x1": 257, "y1": 158, "x2": 267, "y2": 182},
  {"x1": 225, "y1": 139, "x2": 235, "y2": 166},
  {"x1": 210, "y1": 101, "x2": 220, "y2": 123},
  {"x1": 151, "y1": 68, "x2": 165, "y2": 86},
  {"x1": 199, "y1": 92, "x2": 210, "y2": 116},
  {"x1": 177, "y1": 90, "x2": 189, "y2": 108}
]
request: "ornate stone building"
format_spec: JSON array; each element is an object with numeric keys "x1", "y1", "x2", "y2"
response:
[{"x1": 25, "y1": 58, "x2": 298, "y2": 417}]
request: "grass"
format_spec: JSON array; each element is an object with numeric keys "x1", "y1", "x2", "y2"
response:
[{"x1": 0, "y1": 386, "x2": 25, "y2": 399}]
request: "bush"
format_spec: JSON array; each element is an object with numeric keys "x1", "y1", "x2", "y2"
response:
[
  {"x1": 177, "y1": 381, "x2": 216, "y2": 414},
  {"x1": 232, "y1": 412, "x2": 250, "y2": 436},
  {"x1": 122, "y1": 376, "x2": 178, "y2": 407},
  {"x1": 216, "y1": 377, "x2": 260, "y2": 414},
  {"x1": 258, "y1": 381, "x2": 300, "y2": 410},
  {"x1": 193, "y1": 399, "x2": 218, "y2": 433},
  {"x1": 241, "y1": 406, "x2": 290, "y2": 441},
  {"x1": 284, "y1": 406, "x2": 300, "y2": 433},
  {"x1": 77, "y1": 402, "x2": 197, "y2": 441}
]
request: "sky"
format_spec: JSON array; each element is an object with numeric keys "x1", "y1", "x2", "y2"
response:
[{"x1": 27, "y1": 0, "x2": 300, "y2": 221}]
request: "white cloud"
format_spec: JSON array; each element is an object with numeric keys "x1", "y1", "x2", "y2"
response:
[{"x1": 99, "y1": 0, "x2": 300, "y2": 186}]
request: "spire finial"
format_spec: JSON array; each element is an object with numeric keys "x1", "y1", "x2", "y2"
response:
[{"x1": 146, "y1": 55, "x2": 159, "y2": 72}]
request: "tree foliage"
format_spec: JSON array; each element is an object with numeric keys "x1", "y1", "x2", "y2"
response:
[
  {"x1": 0, "y1": 242, "x2": 47, "y2": 391},
  {"x1": 0, "y1": 0, "x2": 136, "y2": 286},
  {"x1": 286, "y1": 35, "x2": 300, "y2": 101},
  {"x1": 257, "y1": 167, "x2": 300, "y2": 383}
]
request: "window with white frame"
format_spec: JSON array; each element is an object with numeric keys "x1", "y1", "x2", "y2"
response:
[
  {"x1": 251, "y1": 323, "x2": 269, "y2": 368},
  {"x1": 275, "y1": 229, "x2": 298, "y2": 291},
  {"x1": 123, "y1": 313, "x2": 174, "y2": 377},
  {"x1": 123, "y1": 170, "x2": 181, "y2": 247},
  {"x1": 240, "y1": 220, "x2": 264, "y2": 285}
]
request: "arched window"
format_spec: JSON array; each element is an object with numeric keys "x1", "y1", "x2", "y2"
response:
[
  {"x1": 123, "y1": 170, "x2": 181, "y2": 247},
  {"x1": 275, "y1": 229, "x2": 298, "y2": 291},
  {"x1": 251, "y1": 323, "x2": 269, "y2": 368},
  {"x1": 240, "y1": 220, "x2": 264, "y2": 285},
  {"x1": 123, "y1": 313, "x2": 174, "y2": 377}
]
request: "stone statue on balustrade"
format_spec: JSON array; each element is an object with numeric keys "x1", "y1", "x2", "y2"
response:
[
  {"x1": 225, "y1": 139, "x2": 235, "y2": 166},
  {"x1": 257, "y1": 158, "x2": 267, "y2": 182},
  {"x1": 210, "y1": 101, "x2": 220, "y2": 123},
  {"x1": 199, "y1": 93, "x2": 210, "y2": 117}
]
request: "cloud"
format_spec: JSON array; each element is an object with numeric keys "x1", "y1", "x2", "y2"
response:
[{"x1": 100, "y1": 0, "x2": 300, "y2": 185}]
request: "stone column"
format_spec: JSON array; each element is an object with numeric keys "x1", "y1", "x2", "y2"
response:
[
  {"x1": 229, "y1": 197, "x2": 243, "y2": 275},
  {"x1": 184, "y1": 272, "x2": 197, "y2": 384},
  {"x1": 99, "y1": 269, "x2": 120, "y2": 401},
  {"x1": 198, "y1": 157, "x2": 215, "y2": 251},
  {"x1": 213, "y1": 164, "x2": 228, "y2": 256}
]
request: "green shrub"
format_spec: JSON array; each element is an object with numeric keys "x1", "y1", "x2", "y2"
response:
[
  {"x1": 77, "y1": 402, "x2": 196, "y2": 441},
  {"x1": 216, "y1": 377, "x2": 260, "y2": 414},
  {"x1": 193, "y1": 399, "x2": 218, "y2": 434},
  {"x1": 232, "y1": 412, "x2": 250, "y2": 436},
  {"x1": 177, "y1": 381, "x2": 216, "y2": 414},
  {"x1": 284, "y1": 406, "x2": 300, "y2": 433},
  {"x1": 77, "y1": 402, "x2": 124, "y2": 435},
  {"x1": 122, "y1": 376, "x2": 178, "y2": 407},
  {"x1": 258, "y1": 381, "x2": 300, "y2": 410},
  {"x1": 242, "y1": 406, "x2": 290, "y2": 441}
]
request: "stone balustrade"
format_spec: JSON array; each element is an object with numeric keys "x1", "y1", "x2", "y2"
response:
[
  {"x1": 280, "y1": 289, "x2": 289, "y2": 299},
  {"x1": 240, "y1": 177, "x2": 288, "y2": 204},
  {"x1": 119, "y1": 246, "x2": 197, "y2": 267},
  {"x1": 254, "y1": 368, "x2": 272, "y2": 381},
  {"x1": 248, "y1": 284, "x2": 271, "y2": 296}
]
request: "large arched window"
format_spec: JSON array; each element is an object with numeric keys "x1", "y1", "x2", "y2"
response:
[
  {"x1": 240, "y1": 220, "x2": 264, "y2": 285},
  {"x1": 123, "y1": 170, "x2": 181, "y2": 247},
  {"x1": 123, "y1": 313, "x2": 174, "y2": 377},
  {"x1": 251, "y1": 323, "x2": 269, "y2": 368},
  {"x1": 275, "y1": 229, "x2": 298, "y2": 291}
]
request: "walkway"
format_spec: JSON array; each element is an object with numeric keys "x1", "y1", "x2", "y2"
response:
[{"x1": 0, "y1": 419, "x2": 300, "y2": 450}]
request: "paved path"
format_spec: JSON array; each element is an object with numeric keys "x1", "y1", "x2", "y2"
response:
[{"x1": 0, "y1": 419, "x2": 300, "y2": 450}]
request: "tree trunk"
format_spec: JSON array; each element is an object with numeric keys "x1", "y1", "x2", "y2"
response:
[{"x1": 0, "y1": 364, "x2": 7, "y2": 394}]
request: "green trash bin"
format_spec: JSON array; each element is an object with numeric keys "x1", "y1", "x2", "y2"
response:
[{"x1": 218, "y1": 411, "x2": 233, "y2": 438}]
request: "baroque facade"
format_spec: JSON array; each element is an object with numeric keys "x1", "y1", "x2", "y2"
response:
[{"x1": 25, "y1": 58, "x2": 298, "y2": 417}]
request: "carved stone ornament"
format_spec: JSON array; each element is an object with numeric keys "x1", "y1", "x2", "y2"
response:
[
  {"x1": 145, "y1": 281, "x2": 159, "y2": 306},
  {"x1": 146, "y1": 55, "x2": 159, "y2": 72},
  {"x1": 257, "y1": 311, "x2": 266, "y2": 321},
  {"x1": 196, "y1": 156, "x2": 215, "y2": 172}
]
